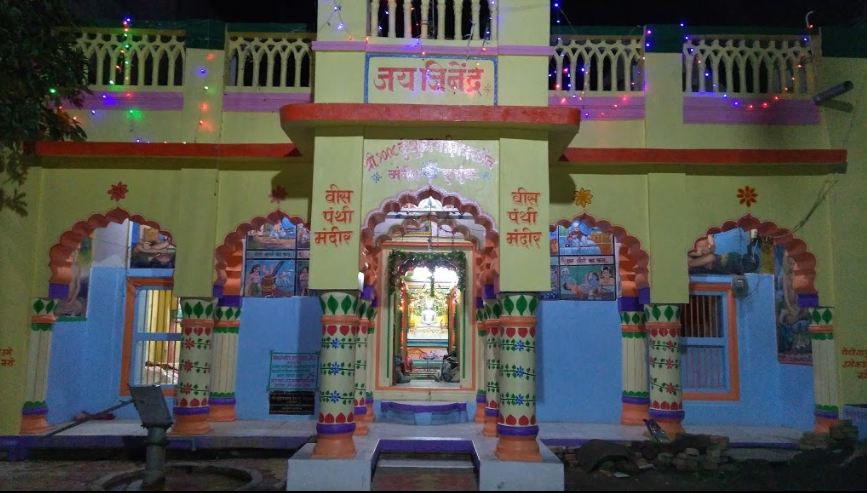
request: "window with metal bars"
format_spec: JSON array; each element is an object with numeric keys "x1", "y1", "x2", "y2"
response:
[
  {"x1": 681, "y1": 285, "x2": 739, "y2": 400},
  {"x1": 121, "y1": 278, "x2": 181, "y2": 394}
]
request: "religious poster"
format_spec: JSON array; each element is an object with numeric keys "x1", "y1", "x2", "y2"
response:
[
  {"x1": 55, "y1": 236, "x2": 93, "y2": 319},
  {"x1": 243, "y1": 219, "x2": 310, "y2": 297},
  {"x1": 774, "y1": 245, "x2": 812, "y2": 365},
  {"x1": 548, "y1": 220, "x2": 617, "y2": 300},
  {"x1": 129, "y1": 223, "x2": 176, "y2": 269},
  {"x1": 268, "y1": 352, "x2": 318, "y2": 415},
  {"x1": 365, "y1": 54, "x2": 497, "y2": 105},
  {"x1": 687, "y1": 228, "x2": 762, "y2": 275}
]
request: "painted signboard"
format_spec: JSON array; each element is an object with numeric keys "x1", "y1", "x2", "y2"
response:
[
  {"x1": 361, "y1": 139, "x2": 499, "y2": 226},
  {"x1": 268, "y1": 352, "x2": 318, "y2": 415},
  {"x1": 365, "y1": 55, "x2": 497, "y2": 105},
  {"x1": 546, "y1": 220, "x2": 617, "y2": 300},
  {"x1": 243, "y1": 219, "x2": 311, "y2": 297}
]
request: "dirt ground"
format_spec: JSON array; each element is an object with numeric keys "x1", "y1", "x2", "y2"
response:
[
  {"x1": 1, "y1": 445, "x2": 866, "y2": 491},
  {"x1": 562, "y1": 446, "x2": 867, "y2": 491}
]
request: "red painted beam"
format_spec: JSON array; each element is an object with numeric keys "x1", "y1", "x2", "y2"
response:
[
  {"x1": 34, "y1": 142, "x2": 300, "y2": 158},
  {"x1": 561, "y1": 148, "x2": 847, "y2": 165},
  {"x1": 280, "y1": 103, "x2": 581, "y2": 128}
]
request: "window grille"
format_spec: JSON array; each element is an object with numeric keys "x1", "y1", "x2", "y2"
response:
[
  {"x1": 681, "y1": 292, "x2": 728, "y2": 392},
  {"x1": 128, "y1": 284, "x2": 182, "y2": 387}
]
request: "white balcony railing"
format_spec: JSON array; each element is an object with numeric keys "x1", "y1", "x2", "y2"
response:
[
  {"x1": 683, "y1": 36, "x2": 814, "y2": 95},
  {"x1": 550, "y1": 35, "x2": 644, "y2": 93},
  {"x1": 77, "y1": 28, "x2": 186, "y2": 88},
  {"x1": 226, "y1": 33, "x2": 314, "y2": 89},
  {"x1": 370, "y1": 0, "x2": 496, "y2": 41}
]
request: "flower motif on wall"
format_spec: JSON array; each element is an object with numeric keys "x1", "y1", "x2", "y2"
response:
[
  {"x1": 107, "y1": 182, "x2": 128, "y2": 201},
  {"x1": 574, "y1": 187, "x2": 593, "y2": 208},
  {"x1": 269, "y1": 185, "x2": 288, "y2": 203},
  {"x1": 737, "y1": 186, "x2": 758, "y2": 207}
]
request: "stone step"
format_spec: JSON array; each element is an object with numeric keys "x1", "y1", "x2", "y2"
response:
[{"x1": 377, "y1": 458, "x2": 475, "y2": 469}]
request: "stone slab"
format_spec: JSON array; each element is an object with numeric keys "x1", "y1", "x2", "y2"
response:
[{"x1": 286, "y1": 443, "x2": 374, "y2": 491}]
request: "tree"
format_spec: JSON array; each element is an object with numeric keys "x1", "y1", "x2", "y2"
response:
[{"x1": 0, "y1": 0, "x2": 89, "y2": 215}]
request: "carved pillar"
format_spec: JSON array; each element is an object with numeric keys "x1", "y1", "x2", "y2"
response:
[
  {"x1": 474, "y1": 297, "x2": 487, "y2": 423},
  {"x1": 495, "y1": 293, "x2": 541, "y2": 462},
  {"x1": 314, "y1": 291, "x2": 357, "y2": 458},
  {"x1": 353, "y1": 290, "x2": 374, "y2": 435},
  {"x1": 482, "y1": 289, "x2": 500, "y2": 437},
  {"x1": 809, "y1": 307, "x2": 839, "y2": 433},
  {"x1": 209, "y1": 303, "x2": 241, "y2": 422},
  {"x1": 365, "y1": 297, "x2": 378, "y2": 422},
  {"x1": 620, "y1": 309, "x2": 649, "y2": 425},
  {"x1": 20, "y1": 298, "x2": 58, "y2": 434},
  {"x1": 172, "y1": 298, "x2": 216, "y2": 435},
  {"x1": 645, "y1": 304, "x2": 685, "y2": 437}
]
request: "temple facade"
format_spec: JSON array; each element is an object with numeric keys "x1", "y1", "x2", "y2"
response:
[{"x1": 2, "y1": 1, "x2": 866, "y2": 460}]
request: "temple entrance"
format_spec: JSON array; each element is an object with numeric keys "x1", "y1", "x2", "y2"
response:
[
  {"x1": 394, "y1": 263, "x2": 461, "y2": 388},
  {"x1": 361, "y1": 190, "x2": 498, "y2": 394}
]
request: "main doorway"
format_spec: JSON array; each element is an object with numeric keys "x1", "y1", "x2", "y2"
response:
[{"x1": 362, "y1": 191, "x2": 498, "y2": 396}]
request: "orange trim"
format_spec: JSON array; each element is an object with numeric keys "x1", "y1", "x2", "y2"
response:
[
  {"x1": 808, "y1": 325, "x2": 833, "y2": 333},
  {"x1": 34, "y1": 141, "x2": 300, "y2": 159},
  {"x1": 171, "y1": 413, "x2": 212, "y2": 435},
  {"x1": 561, "y1": 148, "x2": 846, "y2": 165},
  {"x1": 621, "y1": 325, "x2": 645, "y2": 333},
  {"x1": 312, "y1": 432, "x2": 356, "y2": 458},
  {"x1": 495, "y1": 435, "x2": 542, "y2": 462},
  {"x1": 19, "y1": 415, "x2": 50, "y2": 435},
  {"x1": 621, "y1": 402, "x2": 649, "y2": 425},
  {"x1": 120, "y1": 277, "x2": 175, "y2": 397},
  {"x1": 683, "y1": 283, "x2": 740, "y2": 402},
  {"x1": 280, "y1": 103, "x2": 580, "y2": 128}
]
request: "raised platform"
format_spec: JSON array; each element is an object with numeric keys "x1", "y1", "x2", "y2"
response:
[{"x1": 380, "y1": 401, "x2": 468, "y2": 425}]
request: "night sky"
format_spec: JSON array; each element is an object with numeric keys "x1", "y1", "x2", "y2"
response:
[{"x1": 71, "y1": 0, "x2": 866, "y2": 28}]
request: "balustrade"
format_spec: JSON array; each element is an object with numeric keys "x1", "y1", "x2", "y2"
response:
[
  {"x1": 683, "y1": 36, "x2": 814, "y2": 95},
  {"x1": 226, "y1": 33, "x2": 314, "y2": 89},
  {"x1": 550, "y1": 35, "x2": 644, "y2": 94},
  {"x1": 370, "y1": 0, "x2": 495, "y2": 41},
  {"x1": 77, "y1": 28, "x2": 185, "y2": 88}
]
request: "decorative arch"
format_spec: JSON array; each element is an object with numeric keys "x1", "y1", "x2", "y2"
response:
[
  {"x1": 361, "y1": 185, "x2": 500, "y2": 252},
  {"x1": 691, "y1": 213, "x2": 817, "y2": 298},
  {"x1": 48, "y1": 207, "x2": 173, "y2": 287},
  {"x1": 214, "y1": 211, "x2": 308, "y2": 297},
  {"x1": 359, "y1": 184, "x2": 501, "y2": 300},
  {"x1": 551, "y1": 213, "x2": 650, "y2": 297}
]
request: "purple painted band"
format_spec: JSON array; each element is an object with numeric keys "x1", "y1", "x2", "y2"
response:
[
  {"x1": 549, "y1": 94, "x2": 646, "y2": 120},
  {"x1": 815, "y1": 409, "x2": 839, "y2": 419},
  {"x1": 217, "y1": 295, "x2": 242, "y2": 308},
  {"x1": 49, "y1": 283, "x2": 69, "y2": 299},
  {"x1": 22, "y1": 406, "x2": 48, "y2": 416},
  {"x1": 618, "y1": 296, "x2": 642, "y2": 312},
  {"x1": 361, "y1": 285, "x2": 375, "y2": 301},
  {"x1": 209, "y1": 397, "x2": 236, "y2": 406},
  {"x1": 798, "y1": 293, "x2": 819, "y2": 308},
  {"x1": 649, "y1": 408, "x2": 685, "y2": 421},
  {"x1": 76, "y1": 91, "x2": 184, "y2": 111},
  {"x1": 622, "y1": 395, "x2": 650, "y2": 405},
  {"x1": 173, "y1": 406, "x2": 210, "y2": 416},
  {"x1": 476, "y1": 393, "x2": 487, "y2": 403},
  {"x1": 365, "y1": 395, "x2": 374, "y2": 404},
  {"x1": 639, "y1": 287, "x2": 651, "y2": 305},
  {"x1": 683, "y1": 95, "x2": 820, "y2": 125},
  {"x1": 497, "y1": 424, "x2": 540, "y2": 437},
  {"x1": 371, "y1": 297, "x2": 379, "y2": 309},
  {"x1": 484, "y1": 285, "x2": 496, "y2": 300},
  {"x1": 498, "y1": 45, "x2": 555, "y2": 56},
  {"x1": 223, "y1": 92, "x2": 311, "y2": 112},
  {"x1": 316, "y1": 422, "x2": 356, "y2": 435},
  {"x1": 354, "y1": 406, "x2": 368, "y2": 415},
  {"x1": 476, "y1": 297, "x2": 484, "y2": 309},
  {"x1": 381, "y1": 401, "x2": 466, "y2": 413},
  {"x1": 484, "y1": 407, "x2": 499, "y2": 417}
]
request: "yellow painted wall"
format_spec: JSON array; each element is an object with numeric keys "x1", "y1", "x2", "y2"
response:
[
  {"x1": 308, "y1": 129, "x2": 364, "y2": 290},
  {"x1": 820, "y1": 56, "x2": 867, "y2": 408},
  {"x1": 0, "y1": 168, "x2": 44, "y2": 434},
  {"x1": 499, "y1": 132, "x2": 549, "y2": 292}
]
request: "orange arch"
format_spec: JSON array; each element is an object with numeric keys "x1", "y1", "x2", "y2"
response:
[
  {"x1": 360, "y1": 185, "x2": 500, "y2": 296},
  {"x1": 693, "y1": 213, "x2": 817, "y2": 296},
  {"x1": 214, "y1": 211, "x2": 308, "y2": 297},
  {"x1": 551, "y1": 213, "x2": 651, "y2": 297},
  {"x1": 48, "y1": 207, "x2": 173, "y2": 286}
]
